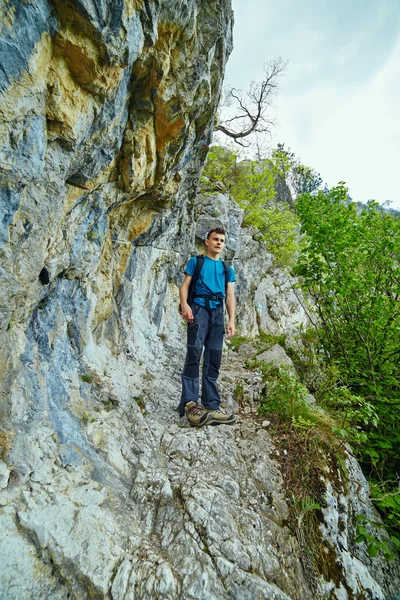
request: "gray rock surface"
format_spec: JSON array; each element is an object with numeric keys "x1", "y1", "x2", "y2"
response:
[
  {"x1": 0, "y1": 1, "x2": 399, "y2": 599},
  {"x1": 257, "y1": 344, "x2": 295, "y2": 369}
]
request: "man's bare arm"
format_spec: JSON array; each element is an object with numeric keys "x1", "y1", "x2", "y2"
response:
[
  {"x1": 179, "y1": 274, "x2": 194, "y2": 323},
  {"x1": 225, "y1": 281, "x2": 236, "y2": 339}
]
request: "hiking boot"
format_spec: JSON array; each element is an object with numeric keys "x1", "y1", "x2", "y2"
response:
[
  {"x1": 184, "y1": 402, "x2": 211, "y2": 427},
  {"x1": 204, "y1": 408, "x2": 236, "y2": 426}
]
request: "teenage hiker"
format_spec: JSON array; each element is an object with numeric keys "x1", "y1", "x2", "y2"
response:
[{"x1": 179, "y1": 227, "x2": 237, "y2": 427}]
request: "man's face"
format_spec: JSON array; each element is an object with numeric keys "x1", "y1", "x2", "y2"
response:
[{"x1": 205, "y1": 233, "x2": 225, "y2": 254}]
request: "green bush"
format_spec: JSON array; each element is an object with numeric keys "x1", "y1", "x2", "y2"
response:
[
  {"x1": 201, "y1": 146, "x2": 302, "y2": 267},
  {"x1": 295, "y1": 184, "x2": 400, "y2": 546},
  {"x1": 259, "y1": 365, "x2": 317, "y2": 425}
]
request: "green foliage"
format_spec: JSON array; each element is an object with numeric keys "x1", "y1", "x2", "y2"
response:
[
  {"x1": 256, "y1": 361, "x2": 348, "y2": 581},
  {"x1": 253, "y1": 203, "x2": 301, "y2": 268},
  {"x1": 322, "y1": 386, "x2": 379, "y2": 446},
  {"x1": 259, "y1": 365, "x2": 317, "y2": 426},
  {"x1": 227, "y1": 334, "x2": 251, "y2": 352},
  {"x1": 234, "y1": 383, "x2": 245, "y2": 404},
  {"x1": 86, "y1": 228, "x2": 98, "y2": 242},
  {"x1": 295, "y1": 183, "x2": 400, "y2": 542},
  {"x1": 355, "y1": 514, "x2": 398, "y2": 561},
  {"x1": 270, "y1": 143, "x2": 296, "y2": 182},
  {"x1": 204, "y1": 145, "x2": 400, "y2": 551},
  {"x1": 134, "y1": 395, "x2": 146, "y2": 411},
  {"x1": 201, "y1": 145, "x2": 276, "y2": 213},
  {"x1": 292, "y1": 164, "x2": 323, "y2": 196},
  {"x1": 234, "y1": 161, "x2": 276, "y2": 224},
  {"x1": 371, "y1": 483, "x2": 400, "y2": 526},
  {"x1": 258, "y1": 329, "x2": 287, "y2": 349},
  {"x1": 368, "y1": 482, "x2": 400, "y2": 555},
  {"x1": 101, "y1": 398, "x2": 116, "y2": 411},
  {"x1": 200, "y1": 145, "x2": 239, "y2": 192},
  {"x1": 295, "y1": 496, "x2": 322, "y2": 527},
  {"x1": 201, "y1": 145, "x2": 302, "y2": 267},
  {"x1": 283, "y1": 325, "x2": 324, "y2": 391},
  {"x1": 270, "y1": 143, "x2": 322, "y2": 197},
  {"x1": 81, "y1": 373, "x2": 93, "y2": 384}
]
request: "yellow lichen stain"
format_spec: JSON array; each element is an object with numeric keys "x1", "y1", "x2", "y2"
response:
[
  {"x1": 120, "y1": 119, "x2": 157, "y2": 192},
  {"x1": 64, "y1": 185, "x2": 86, "y2": 215},
  {"x1": 144, "y1": 24, "x2": 191, "y2": 153},
  {"x1": 0, "y1": 429, "x2": 15, "y2": 460},
  {"x1": 124, "y1": 0, "x2": 145, "y2": 19},
  {"x1": 125, "y1": 207, "x2": 157, "y2": 241},
  {"x1": 92, "y1": 201, "x2": 158, "y2": 328},
  {"x1": 91, "y1": 430, "x2": 105, "y2": 447},
  {"x1": 153, "y1": 99, "x2": 186, "y2": 153},
  {"x1": 0, "y1": 1, "x2": 15, "y2": 32},
  {"x1": 119, "y1": 26, "x2": 191, "y2": 191},
  {"x1": 54, "y1": 36, "x2": 98, "y2": 90},
  {"x1": 92, "y1": 232, "x2": 115, "y2": 329},
  {"x1": 47, "y1": 23, "x2": 126, "y2": 141},
  {"x1": 51, "y1": 0, "x2": 127, "y2": 94},
  {"x1": 151, "y1": 20, "x2": 193, "y2": 83},
  {"x1": 53, "y1": 31, "x2": 124, "y2": 96},
  {"x1": 50, "y1": 0, "x2": 107, "y2": 60},
  {"x1": 108, "y1": 203, "x2": 156, "y2": 293},
  {"x1": 47, "y1": 52, "x2": 95, "y2": 142},
  {"x1": 162, "y1": 176, "x2": 180, "y2": 199}
]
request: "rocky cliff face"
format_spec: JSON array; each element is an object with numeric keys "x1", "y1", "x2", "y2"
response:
[{"x1": 0, "y1": 2, "x2": 399, "y2": 599}]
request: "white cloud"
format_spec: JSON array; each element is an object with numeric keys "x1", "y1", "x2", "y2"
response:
[
  {"x1": 274, "y1": 37, "x2": 400, "y2": 207},
  {"x1": 222, "y1": 0, "x2": 400, "y2": 209}
]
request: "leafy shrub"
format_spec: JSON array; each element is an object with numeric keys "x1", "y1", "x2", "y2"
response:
[
  {"x1": 201, "y1": 145, "x2": 302, "y2": 267},
  {"x1": 259, "y1": 365, "x2": 317, "y2": 425},
  {"x1": 295, "y1": 183, "x2": 400, "y2": 544}
]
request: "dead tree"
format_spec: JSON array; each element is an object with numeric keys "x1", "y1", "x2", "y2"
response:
[{"x1": 215, "y1": 57, "x2": 287, "y2": 147}]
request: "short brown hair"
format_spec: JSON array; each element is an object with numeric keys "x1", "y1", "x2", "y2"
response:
[{"x1": 207, "y1": 227, "x2": 226, "y2": 239}]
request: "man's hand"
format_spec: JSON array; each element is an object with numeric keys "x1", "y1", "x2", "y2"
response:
[
  {"x1": 181, "y1": 303, "x2": 194, "y2": 323},
  {"x1": 179, "y1": 274, "x2": 194, "y2": 322},
  {"x1": 226, "y1": 319, "x2": 236, "y2": 339}
]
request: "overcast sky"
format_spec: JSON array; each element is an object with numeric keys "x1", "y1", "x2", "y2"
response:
[{"x1": 222, "y1": 0, "x2": 400, "y2": 209}]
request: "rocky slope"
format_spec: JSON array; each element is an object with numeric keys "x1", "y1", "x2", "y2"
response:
[{"x1": 0, "y1": 1, "x2": 399, "y2": 598}]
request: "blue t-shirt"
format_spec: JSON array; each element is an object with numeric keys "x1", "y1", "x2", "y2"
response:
[{"x1": 184, "y1": 256, "x2": 236, "y2": 309}]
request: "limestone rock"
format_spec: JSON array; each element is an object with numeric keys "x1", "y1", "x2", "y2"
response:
[
  {"x1": 0, "y1": 511, "x2": 70, "y2": 600},
  {"x1": 237, "y1": 343, "x2": 258, "y2": 358},
  {"x1": 0, "y1": 1, "x2": 399, "y2": 599},
  {"x1": 0, "y1": 460, "x2": 10, "y2": 489},
  {"x1": 257, "y1": 344, "x2": 295, "y2": 369}
]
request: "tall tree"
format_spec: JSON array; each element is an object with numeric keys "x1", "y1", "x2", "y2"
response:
[
  {"x1": 215, "y1": 58, "x2": 287, "y2": 147},
  {"x1": 295, "y1": 184, "x2": 400, "y2": 484}
]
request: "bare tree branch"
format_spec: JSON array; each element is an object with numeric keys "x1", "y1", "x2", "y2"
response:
[{"x1": 215, "y1": 57, "x2": 287, "y2": 147}]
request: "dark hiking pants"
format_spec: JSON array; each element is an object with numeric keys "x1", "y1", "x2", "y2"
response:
[{"x1": 179, "y1": 303, "x2": 224, "y2": 417}]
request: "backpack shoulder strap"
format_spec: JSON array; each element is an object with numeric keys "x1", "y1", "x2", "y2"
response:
[
  {"x1": 187, "y1": 255, "x2": 205, "y2": 303},
  {"x1": 222, "y1": 260, "x2": 230, "y2": 293},
  {"x1": 192, "y1": 255, "x2": 205, "y2": 281}
]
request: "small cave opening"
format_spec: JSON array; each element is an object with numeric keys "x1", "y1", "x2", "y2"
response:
[{"x1": 39, "y1": 267, "x2": 50, "y2": 285}]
